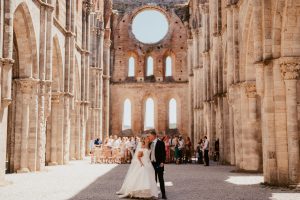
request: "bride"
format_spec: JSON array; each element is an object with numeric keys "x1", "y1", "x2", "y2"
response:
[{"x1": 117, "y1": 135, "x2": 158, "y2": 199}]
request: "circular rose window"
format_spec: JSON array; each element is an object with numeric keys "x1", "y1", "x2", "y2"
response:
[{"x1": 132, "y1": 9, "x2": 169, "y2": 44}]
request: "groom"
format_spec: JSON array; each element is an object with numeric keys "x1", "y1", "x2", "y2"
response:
[{"x1": 148, "y1": 130, "x2": 167, "y2": 199}]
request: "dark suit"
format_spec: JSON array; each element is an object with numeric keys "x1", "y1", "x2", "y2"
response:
[{"x1": 151, "y1": 139, "x2": 166, "y2": 198}]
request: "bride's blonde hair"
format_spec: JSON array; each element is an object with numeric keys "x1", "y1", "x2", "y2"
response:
[{"x1": 140, "y1": 134, "x2": 149, "y2": 149}]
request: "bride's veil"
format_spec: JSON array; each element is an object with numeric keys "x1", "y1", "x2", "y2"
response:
[{"x1": 132, "y1": 141, "x2": 142, "y2": 162}]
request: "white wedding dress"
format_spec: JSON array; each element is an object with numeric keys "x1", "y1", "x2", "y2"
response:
[{"x1": 117, "y1": 143, "x2": 158, "y2": 199}]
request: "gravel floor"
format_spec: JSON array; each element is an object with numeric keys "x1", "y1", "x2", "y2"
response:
[{"x1": 0, "y1": 159, "x2": 299, "y2": 200}]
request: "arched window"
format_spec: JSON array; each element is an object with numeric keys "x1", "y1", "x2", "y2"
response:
[
  {"x1": 165, "y1": 56, "x2": 172, "y2": 77},
  {"x1": 169, "y1": 98, "x2": 177, "y2": 129},
  {"x1": 128, "y1": 57, "x2": 135, "y2": 77},
  {"x1": 147, "y1": 56, "x2": 154, "y2": 76},
  {"x1": 122, "y1": 99, "x2": 132, "y2": 130},
  {"x1": 144, "y1": 98, "x2": 154, "y2": 130}
]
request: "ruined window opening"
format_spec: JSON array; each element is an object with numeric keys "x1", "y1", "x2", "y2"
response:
[
  {"x1": 165, "y1": 56, "x2": 172, "y2": 77},
  {"x1": 144, "y1": 98, "x2": 154, "y2": 130},
  {"x1": 122, "y1": 99, "x2": 132, "y2": 130},
  {"x1": 132, "y1": 9, "x2": 169, "y2": 44},
  {"x1": 169, "y1": 98, "x2": 177, "y2": 129},
  {"x1": 128, "y1": 57, "x2": 135, "y2": 77},
  {"x1": 147, "y1": 56, "x2": 154, "y2": 76}
]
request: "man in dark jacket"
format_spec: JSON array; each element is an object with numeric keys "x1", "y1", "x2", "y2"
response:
[{"x1": 148, "y1": 130, "x2": 167, "y2": 199}]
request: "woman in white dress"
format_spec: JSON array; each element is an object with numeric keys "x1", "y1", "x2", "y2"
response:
[{"x1": 117, "y1": 136, "x2": 158, "y2": 199}]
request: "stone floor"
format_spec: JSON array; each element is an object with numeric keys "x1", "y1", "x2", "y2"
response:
[{"x1": 0, "y1": 159, "x2": 299, "y2": 200}]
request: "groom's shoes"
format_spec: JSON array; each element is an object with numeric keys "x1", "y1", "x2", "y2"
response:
[{"x1": 162, "y1": 195, "x2": 167, "y2": 199}]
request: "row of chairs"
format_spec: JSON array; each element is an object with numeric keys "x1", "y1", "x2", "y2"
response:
[{"x1": 91, "y1": 146, "x2": 126, "y2": 164}]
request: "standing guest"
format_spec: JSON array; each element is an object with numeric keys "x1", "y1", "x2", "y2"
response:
[
  {"x1": 164, "y1": 135, "x2": 171, "y2": 163},
  {"x1": 185, "y1": 137, "x2": 192, "y2": 164},
  {"x1": 214, "y1": 138, "x2": 220, "y2": 162},
  {"x1": 170, "y1": 136, "x2": 176, "y2": 163},
  {"x1": 174, "y1": 136, "x2": 180, "y2": 164},
  {"x1": 196, "y1": 139, "x2": 204, "y2": 164},
  {"x1": 203, "y1": 136, "x2": 210, "y2": 166},
  {"x1": 178, "y1": 136, "x2": 185, "y2": 163}
]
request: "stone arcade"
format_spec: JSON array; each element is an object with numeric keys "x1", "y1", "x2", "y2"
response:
[{"x1": 0, "y1": 0, "x2": 300, "y2": 188}]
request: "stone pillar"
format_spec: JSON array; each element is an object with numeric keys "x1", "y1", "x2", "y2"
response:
[
  {"x1": 187, "y1": 38, "x2": 194, "y2": 142},
  {"x1": 0, "y1": 0, "x2": 13, "y2": 185},
  {"x1": 244, "y1": 82, "x2": 261, "y2": 171},
  {"x1": 15, "y1": 79, "x2": 38, "y2": 173},
  {"x1": 252, "y1": 0, "x2": 263, "y2": 62},
  {"x1": 280, "y1": 60, "x2": 300, "y2": 185},
  {"x1": 273, "y1": 60, "x2": 289, "y2": 185},
  {"x1": 102, "y1": 36, "x2": 111, "y2": 137},
  {"x1": 226, "y1": 6, "x2": 234, "y2": 87},
  {"x1": 263, "y1": 64, "x2": 277, "y2": 183},
  {"x1": 73, "y1": 102, "x2": 81, "y2": 160},
  {"x1": 232, "y1": 5, "x2": 239, "y2": 83},
  {"x1": 48, "y1": 93, "x2": 62, "y2": 166}
]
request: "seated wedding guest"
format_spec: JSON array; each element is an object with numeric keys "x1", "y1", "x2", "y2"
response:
[
  {"x1": 113, "y1": 136, "x2": 121, "y2": 148},
  {"x1": 103, "y1": 136, "x2": 109, "y2": 146},
  {"x1": 89, "y1": 138, "x2": 95, "y2": 164},
  {"x1": 94, "y1": 138, "x2": 102, "y2": 147},
  {"x1": 89, "y1": 138, "x2": 95, "y2": 154},
  {"x1": 107, "y1": 135, "x2": 114, "y2": 148}
]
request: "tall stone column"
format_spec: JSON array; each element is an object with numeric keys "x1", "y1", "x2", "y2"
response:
[
  {"x1": 98, "y1": 29, "x2": 104, "y2": 140},
  {"x1": 232, "y1": 5, "x2": 239, "y2": 83},
  {"x1": 102, "y1": 36, "x2": 111, "y2": 137},
  {"x1": 73, "y1": 103, "x2": 81, "y2": 160},
  {"x1": 226, "y1": 6, "x2": 234, "y2": 87},
  {"x1": 187, "y1": 38, "x2": 194, "y2": 142},
  {"x1": 15, "y1": 79, "x2": 38, "y2": 173},
  {"x1": 48, "y1": 93, "x2": 62, "y2": 166},
  {"x1": 244, "y1": 82, "x2": 261, "y2": 171},
  {"x1": 280, "y1": 60, "x2": 300, "y2": 185},
  {"x1": 263, "y1": 64, "x2": 277, "y2": 183},
  {"x1": 0, "y1": 0, "x2": 13, "y2": 185}
]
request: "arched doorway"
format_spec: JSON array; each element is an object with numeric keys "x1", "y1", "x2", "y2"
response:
[
  {"x1": 46, "y1": 36, "x2": 64, "y2": 165},
  {"x1": 6, "y1": 3, "x2": 38, "y2": 173}
]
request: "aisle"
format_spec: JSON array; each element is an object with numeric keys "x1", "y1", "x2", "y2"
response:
[{"x1": 0, "y1": 159, "x2": 299, "y2": 200}]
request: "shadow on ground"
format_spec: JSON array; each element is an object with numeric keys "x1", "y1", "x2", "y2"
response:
[{"x1": 69, "y1": 163, "x2": 298, "y2": 200}]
